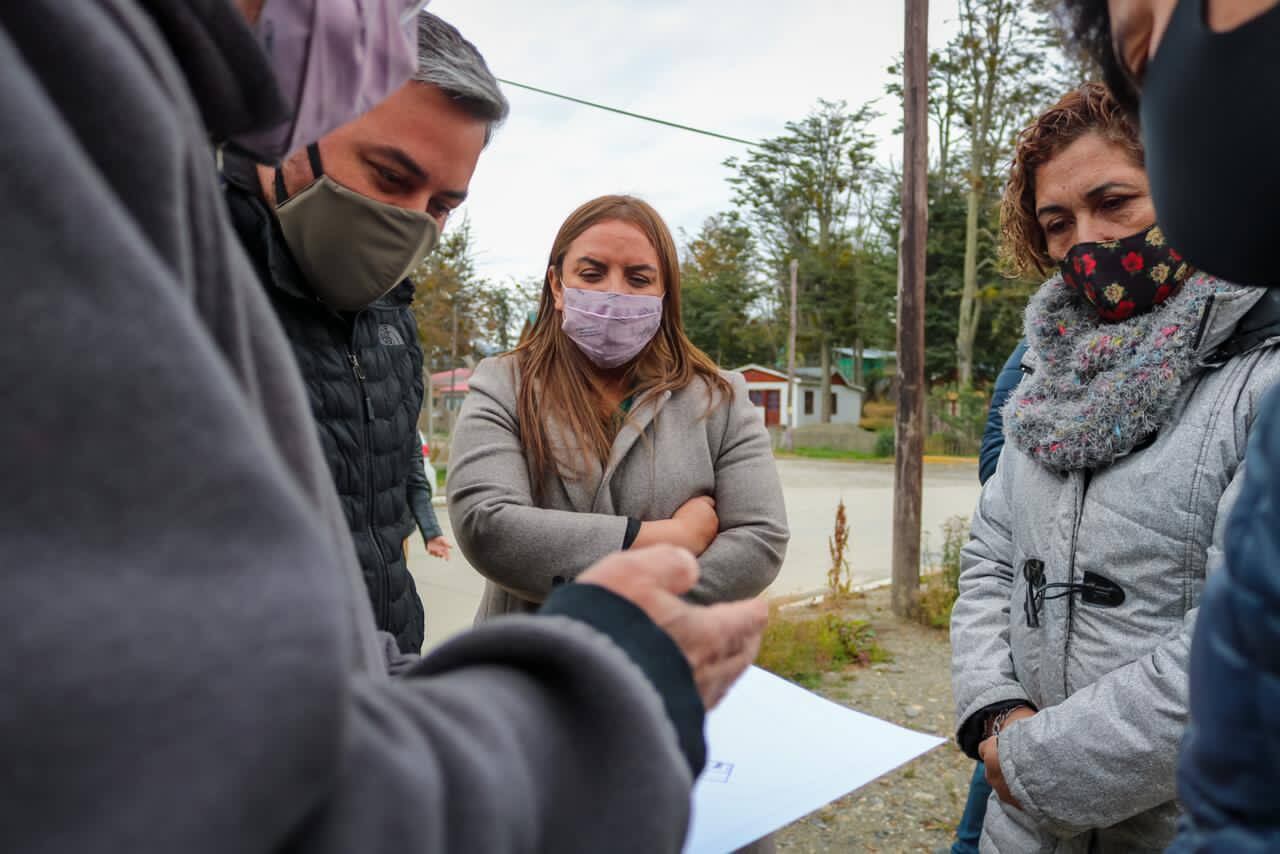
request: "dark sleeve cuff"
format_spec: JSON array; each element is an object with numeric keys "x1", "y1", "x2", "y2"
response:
[
  {"x1": 418, "y1": 519, "x2": 443, "y2": 543},
  {"x1": 539, "y1": 582, "x2": 706, "y2": 776},
  {"x1": 622, "y1": 517, "x2": 642, "y2": 549},
  {"x1": 957, "y1": 700, "x2": 1034, "y2": 760},
  {"x1": 977, "y1": 446, "x2": 1000, "y2": 486}
]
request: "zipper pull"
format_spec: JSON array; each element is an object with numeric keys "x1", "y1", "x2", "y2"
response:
[{"x1": 348, "y1": 353, "x2": 374, "y2": 422}]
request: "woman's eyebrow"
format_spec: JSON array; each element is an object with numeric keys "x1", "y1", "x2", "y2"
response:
[{"x1": 1084, "y1": 181, "x2": 1139, "y2": 201}]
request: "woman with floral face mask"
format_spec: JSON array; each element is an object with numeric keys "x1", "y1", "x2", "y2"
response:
[
  {"x1": 448, "y1": 195, "x2": 789, "y2": 622},
  {"x1": 949, "y1": 83, "x2": 1280, "y2": 854}
]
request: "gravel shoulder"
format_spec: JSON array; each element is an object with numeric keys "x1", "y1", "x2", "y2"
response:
[{"x1": 773, "y1": 585, "x2": 972, "y2": 853}]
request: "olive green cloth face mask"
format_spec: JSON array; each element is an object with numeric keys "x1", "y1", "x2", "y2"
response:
[{"x1": 274, "y1": 143, "x2": 440, "y2": 312}]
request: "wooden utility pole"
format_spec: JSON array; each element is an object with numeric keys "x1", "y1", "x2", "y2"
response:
[
  {"x1": 892, "y1": 0, "x2": 929, "y2": 619},
  {"x1": 784, "y1": 258, "x2": 798, "y2": 452},
  {"x1": 424, "y1": 363, "x2": 434, "y2": 444}
]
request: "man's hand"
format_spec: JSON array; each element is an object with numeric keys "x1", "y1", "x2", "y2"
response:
[
  {"x1": 979, "y1": 706, "x2": 1036, "y2": 810},
  {"x1": 426, "y1": 536, "x2": 452, "y2": 560},
  {"x1": 578, "y1": 545, "x2": 767, "y2": 710}
]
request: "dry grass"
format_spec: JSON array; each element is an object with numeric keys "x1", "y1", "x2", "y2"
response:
[
  {"x1": 918, "y1": 515, "x2": 970, "y2": 630},
  {"x1": 757, "y1": 603, "x2": 891, "y2": 689},
  {"x1": 827, "y1": 499, "x2": 854, "y2": 601},
  {"x1": 859, "y1": 400, "x2": 897, "y2": 432}
]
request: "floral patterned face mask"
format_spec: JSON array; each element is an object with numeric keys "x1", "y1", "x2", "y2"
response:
[{"x1": 1058, "y1": 225, "x2": 1192, "y2": 322}]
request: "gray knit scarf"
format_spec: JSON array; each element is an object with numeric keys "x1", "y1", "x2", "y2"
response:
[{"x1": 1004, "y1": 271, "x2": 1238, "y2": 471}]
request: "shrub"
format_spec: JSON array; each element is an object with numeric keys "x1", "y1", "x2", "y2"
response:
[
  {"x1": 919, "y1": 515, "x2": 970, "y2": 629},
  {"x1": 926, "y1": 386, "x2": 988, "y2": 456},
  {"x1": 758, "y1": 609, "x2": 891, "y2": 688},
  {"x1": 874, "y1": 427, "x2": 895, "y2": 458},
  {"x1": 859, "y1": 399, "x2": 896, "y2": 432}
]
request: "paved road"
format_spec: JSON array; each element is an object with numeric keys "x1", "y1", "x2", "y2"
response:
[
  {"x1": 764, "y1": 457, "x2": 981, "y2": 597},
  {"x1": 410, "y1": 457, "x2": 982, "y2": 650}
]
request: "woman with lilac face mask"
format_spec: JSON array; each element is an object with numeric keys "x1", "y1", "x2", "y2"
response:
[{"x1": 448, "y1": 195, "x2": 789, "y2": 622}]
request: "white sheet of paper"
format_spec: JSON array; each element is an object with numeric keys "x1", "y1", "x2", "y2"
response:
[{"x1": 684, "y1": 666, "x2": 944, "y2": 854}]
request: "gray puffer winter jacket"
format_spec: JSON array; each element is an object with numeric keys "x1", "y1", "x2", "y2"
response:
[{"x1": 951, "y1": 285, "x2": 1280, "y2": 853}]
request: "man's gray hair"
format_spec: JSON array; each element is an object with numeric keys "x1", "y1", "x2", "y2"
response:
[{"x1": 415, "y1": 12, "x2": 509, "y2": 145}]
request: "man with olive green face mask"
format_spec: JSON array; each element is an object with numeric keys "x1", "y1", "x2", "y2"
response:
[{"x1": 221, "y1": 11, "x2": 507, "y2": 653}]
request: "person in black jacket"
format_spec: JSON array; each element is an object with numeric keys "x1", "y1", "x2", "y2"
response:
[
  {"x1": 407, "y1": 448, "x2": 451, "y2": 559},
  {"x1": 221, "y1": 12, "x2": 507, "y2": 653},
  {"x1": 1056, "y1": 1, "x2": 1280, "y2": 850},
  {"x1": 977, "y1": 341, "x2": 1029, "y2": 486}
]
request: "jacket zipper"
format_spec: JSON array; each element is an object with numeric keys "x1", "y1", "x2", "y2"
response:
[
  {"x1": 348, "y1": 347, "x2": 389, "y2": 629},
  {"x1": 1060, "y1": 470, "x2": 1092, "y2": 701}
]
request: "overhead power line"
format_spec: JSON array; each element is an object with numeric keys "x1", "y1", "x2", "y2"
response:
[{"x1": 496, "y1": 77, "x2": 762, "y2": 148}]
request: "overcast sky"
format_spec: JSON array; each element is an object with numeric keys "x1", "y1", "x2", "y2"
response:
[{"x1": 427, "y1": 1, "x2": 964, "y2": 287}]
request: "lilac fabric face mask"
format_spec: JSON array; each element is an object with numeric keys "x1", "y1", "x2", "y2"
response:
[
  {"x1": 560, "y1": 286, "x2": 664, "y2": 369},
  {"x1": 233, "y1": 0, "x2": 421, "y2": 162}
]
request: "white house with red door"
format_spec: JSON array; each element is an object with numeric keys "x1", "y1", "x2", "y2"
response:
[
  {"x1": 735, "y1": 364, "x2": 864, "y2": 428},
  {"x1": 429, "y1": 367, "x2": 472, "y2": 418}
]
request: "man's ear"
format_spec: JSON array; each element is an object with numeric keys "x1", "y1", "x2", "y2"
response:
[
  {"x1": 271, "y1": 146, "x2": 321, "y2": 203},
  {"x1": 235, "y1": 0, "x2": 267, "y2": 26}
]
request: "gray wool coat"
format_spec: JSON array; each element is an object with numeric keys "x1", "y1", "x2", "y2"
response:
[
  {"x1": 951, "y1": 287, "x2": 1280, "y2": 853},
  {"x1": 448, "y1": 355, "x2": 790, "y2": 620}
]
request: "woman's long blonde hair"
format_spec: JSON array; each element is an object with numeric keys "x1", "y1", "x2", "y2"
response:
[{"x1": 514, "y1": 195, "x2": 732, "y2": 495}]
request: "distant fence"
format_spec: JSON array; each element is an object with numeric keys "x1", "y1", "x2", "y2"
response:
[
  {"x1": 768, "y1": 421, "x2": 978, "y2": 458},
  {"x1": 785, "y1": 424, "x2": 880, "y2": 454}
]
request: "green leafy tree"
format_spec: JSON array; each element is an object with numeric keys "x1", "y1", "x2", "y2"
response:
[
  {"x1": 950, "y1": 0, "x2": 1059, "y2": 387},
  {"x1": 680, "y1": 211, "x2": 777, "y2": 367},
  {"x1": 472, "y1": 277, "x2": 541, "y2": 354},
  {"x1": 724, "y1": 99, "x2": 884, "y2": 420},
  {"x1": 408, "y1": 216, "x2": 509, "y2": 370}
]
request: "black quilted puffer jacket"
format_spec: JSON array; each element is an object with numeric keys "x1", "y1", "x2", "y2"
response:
[{"x1": 222, "y1": 155, "x2": 425, "y2": 653}]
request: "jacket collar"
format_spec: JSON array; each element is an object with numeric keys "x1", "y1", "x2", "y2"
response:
[
  {"x1": 594, "y1": 388, "x2": 672, "y2": 511},
  {"x1": 546, "y1": 386, "x2": 673, "y2": 513},
  {"x1": 1194, "y1": 287, "x2": 1265, "y2": 359},
  {"x1": 1195, "y1": 287, "x2": 1280, "y2": 364},
  {"x1": 221, "y1": 149, "x2": 316, "y2": 303},
  {"x1": 135, "y1": 0, "x2": 288, "y2": 144}
]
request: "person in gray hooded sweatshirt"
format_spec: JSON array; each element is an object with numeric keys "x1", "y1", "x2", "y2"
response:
[
  {"x1": 950, "y1": 83, "x2": 1280, "y2": 853},
  {"x1": 0, "y1": 2, "x2": 766, "y2": 851}
]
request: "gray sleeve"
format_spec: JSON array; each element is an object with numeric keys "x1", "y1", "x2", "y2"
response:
[
  {"x1": 689, "y1": 373, "x2": 789, "y2": 603},
  {"x1": 298, "y1": 616, "x2": 694, "y2": 854},
  {"x1": 446, "y1": 359, "x2": 630, "y2": 602},
  {"x1": 950, "y1": 456, "x2": 1034, "y2": 732}
]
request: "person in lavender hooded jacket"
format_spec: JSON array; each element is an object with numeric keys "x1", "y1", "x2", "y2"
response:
[{"x1": 448, "y1": 194, "x2": 790, "y2": 621}]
